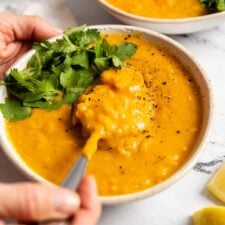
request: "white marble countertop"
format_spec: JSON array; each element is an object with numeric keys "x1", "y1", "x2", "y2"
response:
[{"x1": 1, "y1": 0, "x2": 225, "y2": 225}]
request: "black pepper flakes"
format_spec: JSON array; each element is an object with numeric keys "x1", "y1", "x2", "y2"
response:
[
  {"x1": 176, "y1": 130, "x2": 181, "y2": 134},
  {"x1": 106, "y1": 147, "x2": 113, "y2": 151},
  {"x1": 119, "y1": 166, "x2": 125, "y2": 174},
  {"x1": 137, "y1": 96, "x2": 142, "y2": 100},
  {"x1": 65, "y1": 127, "x2": 73, "y2": 133}
]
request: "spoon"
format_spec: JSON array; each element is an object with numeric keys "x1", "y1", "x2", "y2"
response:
[{"x1": 61, "y1": 155, "x2": 88, "y2": 189}]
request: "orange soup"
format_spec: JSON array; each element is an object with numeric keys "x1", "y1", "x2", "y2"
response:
[
  {"x1": 106, "y1": 0, "x2": 207, "y2": 19},
  {"x1": 6, "y1": 34, "x2": 202, "y2": 196}
]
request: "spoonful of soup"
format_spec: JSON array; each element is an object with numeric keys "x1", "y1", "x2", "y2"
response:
[{"x1": 73, "y1": 66, "x2": 154, "y2": 159}]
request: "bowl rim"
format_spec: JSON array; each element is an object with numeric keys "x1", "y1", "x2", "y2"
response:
[
  {"x1": 97, "y1": 0, "x2": 225, "y2": 24},
  {"x1": 0, "y1": 25, "x2": 214, "y2": 205}
]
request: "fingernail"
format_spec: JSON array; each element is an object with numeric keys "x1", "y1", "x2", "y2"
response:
[{"x1": 52, "y1": 189, "x2": 80, "y2": 214}]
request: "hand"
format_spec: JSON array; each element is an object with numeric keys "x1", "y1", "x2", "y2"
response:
[
  {"x1": 0, "y1": 13, "x2": 61, "y2": 79},
  {"x1": 0, "y1": 176, "x2": 101, "y2": 225}
]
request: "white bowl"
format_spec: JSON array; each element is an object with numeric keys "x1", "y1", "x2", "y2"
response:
[
  {"x1": 0, "y1": 25, "x2": 214, "y2": 204},
  {"x1": 97, "y1": 0, "x2": 225, "y2": 34}
]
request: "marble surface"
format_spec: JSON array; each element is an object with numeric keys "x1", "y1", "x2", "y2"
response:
[
  {"x1": 0, "y1": 0, "x2": 77, "y2": 29},
  {"x1": 0, "y1": 0, "x2": 225, "y2": 224}
]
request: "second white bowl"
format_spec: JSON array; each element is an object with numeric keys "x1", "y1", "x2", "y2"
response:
[{"x1": 97, "y1": 0, "x2": 225, "y2": 34}]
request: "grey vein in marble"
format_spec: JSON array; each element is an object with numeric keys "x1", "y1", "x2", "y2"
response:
[{"x1": 193, "y1": 158, "x2": 224, "y2": 174}]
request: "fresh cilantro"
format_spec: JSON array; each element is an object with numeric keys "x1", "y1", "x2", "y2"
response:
[
  {"x1": 60, "y1": 68, "x2": 94, "y2": 89},
  {"x1": 0, "y1": 99, "x2": 32, "y2": 121},
  {"x1": 114, "y1": 42, "x2": 138, "y2": 60},
  {"x1": 63, "y1": 87, "x2": 84, "y2": 104},
  {"x1": 0, "y1": 26, "x2": 137, "y2": 121},
  {"x1": 200, "y1": 0, "x2": 225, "y2": 12},
  {"x1": 65, "y1": 26, "x2": 101, "y2": 47},
  {"x1": 71, "y1": 51, "x2": 90, "y2": 69},
  {"x1": 95, "y1": 39, "x2": 137, "y2": 70},
  {"x1": 23, "y1": 100, "x2": 63, "y2": 111}
]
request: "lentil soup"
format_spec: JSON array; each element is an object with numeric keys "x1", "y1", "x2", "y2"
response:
[
  {"x1": 106, "y1": 0, "x2": 207, "y2": 19},
  {"x1": 5, "y1": 34, "x2": 202, "y2": 196}
]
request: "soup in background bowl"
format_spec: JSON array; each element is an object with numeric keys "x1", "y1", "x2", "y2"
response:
[
  {"x1": 97, "y1": 0, "x2": 225, "y2": 34},
  {"x1": 0, "y1": 25, "x2": 213, "y2": 204}
]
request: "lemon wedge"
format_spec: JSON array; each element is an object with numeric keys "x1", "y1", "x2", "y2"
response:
[
  {"x1": 208, "y1": 163, "x2": 225, "y2": 203},
  {"x1": 193, "y1": 206, "x2": 225, "y2": 225}
]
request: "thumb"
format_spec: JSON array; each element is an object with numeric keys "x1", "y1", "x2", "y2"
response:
[{"x1": 0, "y1": 182, "x2": 80, "y2": 221}]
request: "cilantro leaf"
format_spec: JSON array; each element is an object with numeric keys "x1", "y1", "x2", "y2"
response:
[
  {"x1": 60, "y1": 68, "x2": 77, "y2": 88},
  {"x1": 200, "y1": 0, "x2": 225, "y2": 11},
  {"x1": 94, "y1": 58, "x2": 110, "y2": 71},
  {"x1": 217, "y1": 0, "x2": 225, "y2": 10},
  {"x1": 23, "y1": 93, "x2": 47, "y2": 103},
  {"x1": 23, "y1": 100, "x2": 63, "y2": 111},
  {"x1": 65, "y1": 26, "x2": 101, "y2": 47},
  {"x1": 94, "y1": 39, "x2": 137, "y2": 70},
  {"x1": 0, "y1": 99, "x2": 31, "y2": 121},
  {"x1": 71, "y1": 51, "x2": 90, "y2": 69},
  {"x1": 63, "y1": 87, "x2": 84, "y2": 104},
  {"x1": 114, "y1": 42, "x2": 138, "y2": 60},
  {"x1": 112, "y1": 56, "x2": 123, "y2": 68}
]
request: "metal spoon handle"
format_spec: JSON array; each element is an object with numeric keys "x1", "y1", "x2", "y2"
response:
[{"x1": 61, "y1": 155, "x2": 88, "y2": 190}]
